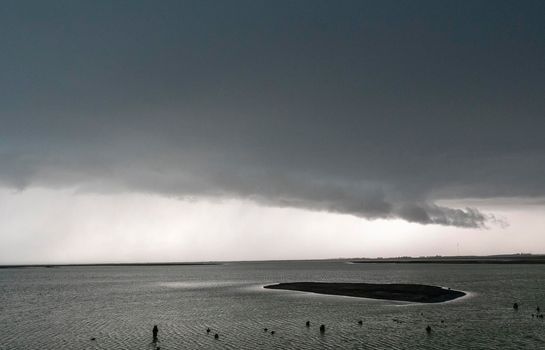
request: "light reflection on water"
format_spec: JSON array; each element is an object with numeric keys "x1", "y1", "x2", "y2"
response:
[
  {"x1": 158, "y1": 281, "x2": 241, "y2": 289},
  {"x1": 0, "y1": 261, "x2": 544, "y2": 349}
]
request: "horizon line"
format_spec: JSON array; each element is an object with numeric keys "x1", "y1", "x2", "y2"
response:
[{"x1": 2, "y1": 252, "x2": 545, "y2": 268}]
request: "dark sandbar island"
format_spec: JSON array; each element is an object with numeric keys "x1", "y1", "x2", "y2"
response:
[{"x1": 264, "y1": 282, "x2": 465, "y2": 303}]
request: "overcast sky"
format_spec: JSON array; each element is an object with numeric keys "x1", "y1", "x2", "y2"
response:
[{"x1": 1, "y1": 1, "x2": 544, "y2": 263}]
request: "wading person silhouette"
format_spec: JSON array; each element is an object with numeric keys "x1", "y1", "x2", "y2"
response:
[{"x1": 152, "y1": 325, "x2": 158, "y2": 342}]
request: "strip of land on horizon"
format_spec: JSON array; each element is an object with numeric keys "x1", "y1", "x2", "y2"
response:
[{"x1": 351, "y1": 254, "x2": 545, "y2": 264}]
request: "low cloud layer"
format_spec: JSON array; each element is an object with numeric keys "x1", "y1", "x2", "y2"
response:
[{"x1": 1, "y1": 1, "x2": 544, "y2": 228}]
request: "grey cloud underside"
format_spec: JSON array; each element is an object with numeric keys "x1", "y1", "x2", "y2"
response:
[{"x1": 2, "y1": 0, "x2": 545, "y2": 227}]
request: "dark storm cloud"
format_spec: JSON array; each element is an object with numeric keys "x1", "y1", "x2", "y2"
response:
[{"x1": 1, "y1": 0, "x2": 544, "y2": 227}]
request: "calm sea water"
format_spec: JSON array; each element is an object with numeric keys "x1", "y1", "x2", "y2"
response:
[{"x1": 0, "y1": 261, "x2": 544, "y2": 349}]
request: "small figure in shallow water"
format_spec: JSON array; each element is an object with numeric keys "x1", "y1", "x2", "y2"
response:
[
  {"x1": 152, "y1": 325, "x2": 159, "y2": 342},
  {"x1": 426, "y1": 325, "x2": 432, "y2": 333},
  {"x1": 358, "y1": 320, "x2": 363, "y2": 325},
  {"x1": 319, "y1": 324, "x2": 325, "y2": 333},
  {"x1": 214, "y1": 333, "x2": 219, "y2": 340},
  {"x1": 264, "y1": 328, "x2": 268, "y2": 332},
  {"x1": 513, "y1": 302, "x2": 519, "y2": 310},
  {"x1": 206, "y1": 327, "x2": 210, "y2": 334},
  {"x1": 537, "y1": 306, "x2": 541, "y2": 313},
  {"x1": 305, "y1": 321, "x2": 310, "y2": 327},
  {"x1": 270, "y1": 331, "x2": 275, "y2": 335}
]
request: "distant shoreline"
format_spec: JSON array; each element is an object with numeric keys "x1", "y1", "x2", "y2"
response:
[
  {"x1": 351, "y1": 257, "x2": 545, "y2": 264},
  {"x1": 2, "y1": 254, "x2": 545, "y2": 268},
  {"x1": 0, "y1": 262, "x2": 221, "y2": 269},
  {"x1": 264, "y1": 282, "x2": 465, "y2": 303}
]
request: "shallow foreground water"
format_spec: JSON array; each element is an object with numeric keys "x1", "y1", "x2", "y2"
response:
[{"x1": 1, "y1": 261, "x2": 544, "y2": 349}]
